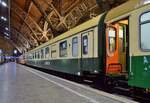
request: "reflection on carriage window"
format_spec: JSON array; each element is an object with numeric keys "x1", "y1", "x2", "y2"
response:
[
  {"x1": 140, "y1": 12, "x2": 150, "y2": 50},
  {"x1": 108, "y1": 27, "x2": 116, "y2": 53},
  {"x1": 60, "y1": 41, "x2": 67, "y2": 57}
]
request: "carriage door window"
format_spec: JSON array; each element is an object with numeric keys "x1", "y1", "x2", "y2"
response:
[
  {"x1": 34, "y1": 53, "x2": 35, "y2": 59},
  {"x1": 60, "y1": 41, "x2": 67, "y2": 57},
  {"x1": 32, "y1": 53, "x2": 34, "y2": 59},
  {"x1": 140, "y1": 12, "x2": 150, "y2": 50},
  {"x1": 36, "y1": 52, "x2": 38, "y2": 59},
  {"x1": 82, "y1": 35, "x2": 88, "y2": 55},
  {"x1": 72, "y1": 37, "x2": 78, "y2": 57},
  {"x1": 119, "y1": 25, "x2": 126, "y2": 53},
  {"x1": 34, "y1": 53, "x2": 36, "y2": 59},
  {"x1": 38, "y1": 51, "x2": 40, "y2": 59},
  {"x1": 45, "y1": 47, "x2": 49, "y2": 58},
  {"x1": 51, "y1": 44, "x2": 57, "y2": 58},
  {"x1": 108, "y1": 27, "x2": 116, "y2": 53},
  {"x1": 41, "y1": 49, "x2": 44, "y2": 59}
]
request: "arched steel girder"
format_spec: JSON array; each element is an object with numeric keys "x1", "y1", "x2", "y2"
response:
[
  {"x1": 11, "y1": 34, "x2": 28, "y2": 51},
  {"x1": 11, "y1": 22, "x2": 36, "y2": 48},
  {"x1": 11, "y1": 2, "x2": 43, "y2": 45},
  {"x1": 0, "y1": 35, "x2": 23, "y2": 53},
  {"x1": 12, "y1": 2, "x2": 43, "y2": 32},
  {"x1": 10, "y1": 22, "x2": 33, "y2": 51},
  {"x1": 32, "y1": 0, "x2": 98, "y2": 33},
  {"x1": 32, "y1": 0, "x2": 75, "y2": 31},
  {"x1": 11, "y1": 10, "x2": 39, "y2": 46},
  {"x1": 24, "y1": 0, "x2": 33, "y2": 13},
  {"x1": 11, "y1": 27, "x2": 31, "y2": 49},
  {"x1": 11, "y1": 2, "x2": 54, "y2": 44},
  {"x1": 11, "y1": 0, "x2": 98, "y2": 49},
  {"x1": 11, "y1": 21, "x2": 34, "y2": 45},
  {"x1": 11, "y1": 27, "x2": 30, "y2": 44},
  {"x1": 31, "y1": 0, "x2": 55, "y2": 32},
  {"x1": 7, "y1": 38, "x2": 23, "y2": 53}
]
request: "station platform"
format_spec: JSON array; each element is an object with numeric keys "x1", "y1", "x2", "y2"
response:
[{"x1": 0, "y1": 62, "x2": 138, "y2": 103}]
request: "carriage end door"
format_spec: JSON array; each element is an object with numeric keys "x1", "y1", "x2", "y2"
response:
[{"x1": 106, "y1": 24, "x2": 122, "y2": 74}]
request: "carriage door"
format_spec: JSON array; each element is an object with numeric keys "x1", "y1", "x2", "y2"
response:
[
  {"x1": 106, "y1": 24, "x2": 122, "y2": 74},
  {"x1": 81, "y1": 31, "x2": 94, "y2": 72}
]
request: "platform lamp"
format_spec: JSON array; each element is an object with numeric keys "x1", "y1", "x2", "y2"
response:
[
  {"x1": 13, "y1": 49, "x2": 17, "y2": 54},
  {"x1": 13, "y1": 49, "x2": 18, "y2": 62}
]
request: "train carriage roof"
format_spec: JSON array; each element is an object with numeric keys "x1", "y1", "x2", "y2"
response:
[{"x1": 105, "y1": 0, "x2": 142, "y2": 22}]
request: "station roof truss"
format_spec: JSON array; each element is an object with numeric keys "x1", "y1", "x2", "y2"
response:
[{"x1": 10, "y1": 0, "x2": 128, "y2": 53}]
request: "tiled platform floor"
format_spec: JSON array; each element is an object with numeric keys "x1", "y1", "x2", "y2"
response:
[{"x1": 0, "y1": 62, "x2": 138, "y2": 103}]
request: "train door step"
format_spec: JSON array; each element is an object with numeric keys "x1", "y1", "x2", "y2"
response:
[
  {"x1": 116, "y1": 79, "x2": 129, "y2": 88},
  {"x1": 113, "y1": 87, "x2": 131, "y2": 96},
  {"x1": 118, "y1": 79, "x2": 128, "y2": 84},
  {"x1": 83, "y1": 79, "x2": 93, "y2": 83},
  {"x1": 120, "y1": 72, "x2": 128, "y2": 78},
  {"x1": 114, "y1": 87, "x2": 130, "y2": 92}
]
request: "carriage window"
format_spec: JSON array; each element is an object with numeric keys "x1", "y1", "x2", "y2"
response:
[
  {"x1": 36, "y1": 52, "x2": 38, "y2": 59},
  {"x1": 41, "y1": 49, "x2": 44, "y2": 59},
  {"x1": 29, "y1": 53, "x2": 32, "y2": 59},
  {"x1": 51, "y1": 44, "x2": 57, "y2": 58},
  {"x1": 35, "y1": 52, "x2": 36, "y2": 59},
  {"x1": 60, "y1": 41, "x2": 67, "y2": 57},
  {"x1": 38, "y1": 51, "x2": 40, "y2": 59},
  {"x1": 33, "y1": 53, "x2": 35, "y2": 59},
  {"x1": 72, "y1": 37, "x2": 78, "y2": 57},
  {"x1": 34, "y1": 53, "x2": 36, "y2": 59},
  {"x1": 45, "y1": 47, "x2": 49, "y2": 58},
  {"x1": 34, "y1": 52, "x2": 36, "y2": 59},
  {"x1": 35, "y1": 52, "x2": 37, "y2": 59},
  {"x1": 108, "y1": 27, "x2": 116, "y2": 53},
  {"x1": 32, "y1": 53, "x2": 34, "y2": 59},
  {"x1": 140, "y1": 12, "x2": 150, "y2": 50},
  {"x1": 82, "y1": 35, "x2": 88, "y2": 55}
]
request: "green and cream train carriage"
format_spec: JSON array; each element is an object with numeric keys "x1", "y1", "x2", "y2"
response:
[{"x1": 25, "y1": 0, "x2": 150, "y2": 91}]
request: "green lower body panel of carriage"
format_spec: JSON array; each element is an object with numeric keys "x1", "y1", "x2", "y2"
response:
[
  {"x1": 26, "y1": 58, "x2": 102, "y2": 76},
  {"x1": 128, "y1": 55, "x2": 150, "y2": 88}
]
